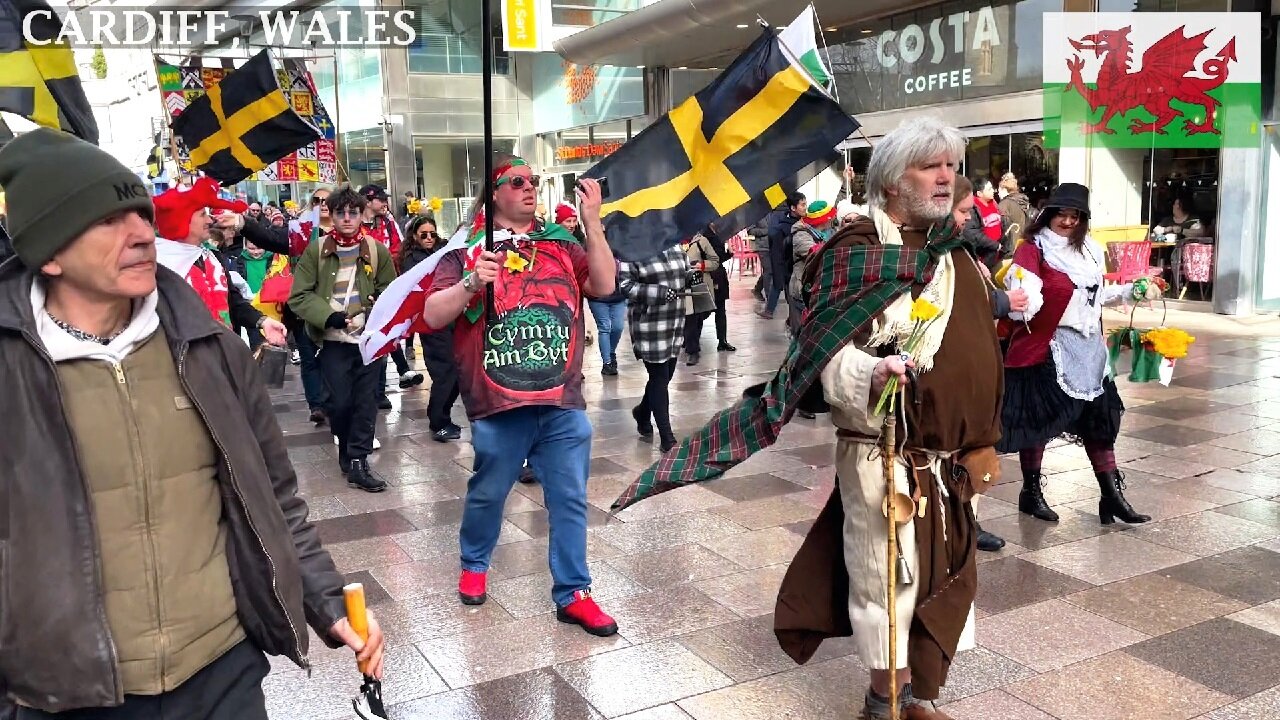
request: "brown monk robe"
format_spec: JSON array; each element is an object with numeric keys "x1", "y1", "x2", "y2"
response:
[{"x1": 773, "y1": 218, "x2": 1004, "y2": 701}]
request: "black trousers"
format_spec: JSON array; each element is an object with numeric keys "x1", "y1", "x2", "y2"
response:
[
  {"x1": 682, "y1": 306, "x2": 727, "y2": 355},
  {"x1": 283, "y1": 310, "x2": 328, "y2": 412},
  {"x1": 636, "y1": 358, "x2": 678, "y2": 442},
  {"x1": 16, "y1": 641, "x2": 268, "y2": 720},
  {"x1": 420, "y1": 332, "x2": 461, "y2": 431},
  {"x1": 319, "y1": 342, "x2": 383, "y2": 458}
]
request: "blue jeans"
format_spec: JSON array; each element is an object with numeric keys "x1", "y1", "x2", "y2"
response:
[
  {"x1": 461, "y1": 406, "x2": 593, "y2": 607},
  {"x1": 587, "y1": 300, "x2": 626, "y2": 364}
]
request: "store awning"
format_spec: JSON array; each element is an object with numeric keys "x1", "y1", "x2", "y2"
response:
[{"x1": 553, "y1": 0, "x2": 930, "y2": 69}]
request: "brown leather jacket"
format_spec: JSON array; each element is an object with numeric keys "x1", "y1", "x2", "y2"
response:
[{"x1": 0, "y1": 259, "x2": 347, "y2": 712}]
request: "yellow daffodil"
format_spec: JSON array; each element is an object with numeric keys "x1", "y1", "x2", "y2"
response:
[
  {"x1": 1141, "y1": 327, "x2": 1196, "y2": 359},
  {"x1": 504, "y1": 250, "x2": 530, "y2": 274},
  {"x1": 407, "y1": 199, "x2": 422, "y2": 214},
  {"x1": 1015, "y1": 267, "x2": 1025, "y2": 280},
  {"x1": 910, "y1": 297, "x2": 941, "y2": 323},
  {"x1": 429, "y1": 196, "x2": 443, "y2": 212}
]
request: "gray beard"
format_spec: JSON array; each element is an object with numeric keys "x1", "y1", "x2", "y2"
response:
[{"x1": 895, "y1": 180, "x2": 952, "y2": 225}]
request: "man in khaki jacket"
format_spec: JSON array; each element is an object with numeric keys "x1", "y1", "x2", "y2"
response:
[{"x1": 0, "y1": 130, "x2": 384, "y2": 718}]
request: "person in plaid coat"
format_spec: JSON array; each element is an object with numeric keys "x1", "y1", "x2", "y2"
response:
[{"x1": 620, "y1": 245, "x2": 689, "y2": 452}]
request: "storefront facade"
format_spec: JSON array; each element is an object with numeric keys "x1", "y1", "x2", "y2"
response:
[{"x1": 531, "y1": 52, "x2": 648, "y2": 210}]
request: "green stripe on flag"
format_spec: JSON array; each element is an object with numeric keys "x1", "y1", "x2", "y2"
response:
[
  {"x1": 1044, "y1": 82, "x2": 1261, "y2": 149},
  {"x1": 800, "y1": 49, "x2": 830, "y2": 87}
]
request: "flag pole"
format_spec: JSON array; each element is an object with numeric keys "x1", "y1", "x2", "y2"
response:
[{"x1": 481, "y1": 0, "x2": 496, "y2": 323}]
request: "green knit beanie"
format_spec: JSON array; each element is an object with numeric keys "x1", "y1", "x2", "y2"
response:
[{"x1": 0, "y1": 128, "x2": 155, "y2": 269}]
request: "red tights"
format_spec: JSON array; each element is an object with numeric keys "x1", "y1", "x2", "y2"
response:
[{"x1": 1020, "y1": 443, "x2": 1116, "y2": 474}]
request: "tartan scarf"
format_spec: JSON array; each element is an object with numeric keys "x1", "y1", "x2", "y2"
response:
[{"x1": 612, "y1": 222, "x2": 967, "y2": 512}]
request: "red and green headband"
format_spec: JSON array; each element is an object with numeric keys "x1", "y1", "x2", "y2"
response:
[{"x1": 492, "y1": 157, "x2": 529, "y2": 187}]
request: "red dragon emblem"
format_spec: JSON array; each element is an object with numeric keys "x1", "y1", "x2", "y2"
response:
[{"x1": 1066, "y1": 25, "x2": 1237, "y2": 136}]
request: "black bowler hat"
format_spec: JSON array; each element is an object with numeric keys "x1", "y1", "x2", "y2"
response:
[{"x1": 1043, "y1": 183, "x2": 1090, "y2": 216}]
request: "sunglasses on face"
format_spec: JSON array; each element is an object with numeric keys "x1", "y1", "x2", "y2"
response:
[
  {"x1": 496, "y1": 174, "x2": 540, "y2": 190},
  {"x1": 417, "y1": 231, "x2": 437, "y2": 240},
  {"x1": 311, "y1": 196, "x2": 327, "y2": 205},
  {"x1": 333, "y1": 208, "x2": 362, "y2": 218}
]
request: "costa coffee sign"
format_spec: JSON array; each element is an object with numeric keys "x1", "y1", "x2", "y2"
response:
[{"x1": 873, "y1": 5, "x2": 1005, "y2": 96}]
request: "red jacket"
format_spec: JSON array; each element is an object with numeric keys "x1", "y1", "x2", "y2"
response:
[
  {"x1": 363, "y1": 214, "x2": 403, "y2": 264},
  {"x1": 1002, "y1": 241, "x2": 1075, "y2": 368},
  {"x1": 974, "y1": 197, "x2": 1003, "y2": 242}
]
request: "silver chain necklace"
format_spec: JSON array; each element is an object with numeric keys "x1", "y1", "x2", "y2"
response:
[{"x1": 48, "y1": 314, "x2": 125, "y2": 345}]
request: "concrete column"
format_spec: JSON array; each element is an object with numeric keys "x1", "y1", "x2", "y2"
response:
[
  {"x1": 380, "y1": 0, "x2": 417, "y2": 200},
  {"x1": 1213, "y1": 144, "x2": 1262, "y2": 315}
]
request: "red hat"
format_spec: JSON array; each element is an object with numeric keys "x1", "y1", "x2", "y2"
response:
[
  {"x1": 154, "y1": 177, "x2": 247, "y2": 240},
  {"x1": 554, "y1": 202, "x2": 577, "y2": 224}
]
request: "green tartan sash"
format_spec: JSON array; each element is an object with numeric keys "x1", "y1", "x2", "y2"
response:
[{"x1": 612, "y1": 225, "x2": 966, "y2": 512}]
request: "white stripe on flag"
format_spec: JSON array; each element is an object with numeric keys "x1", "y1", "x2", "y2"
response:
[{"x1": 358, "y1": 226, "x2": 473, "y2": 365}]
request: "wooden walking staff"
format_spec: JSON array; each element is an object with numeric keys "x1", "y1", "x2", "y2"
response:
[{"x1": 882, "y1": 406, "x2": 901, "y2": 720}]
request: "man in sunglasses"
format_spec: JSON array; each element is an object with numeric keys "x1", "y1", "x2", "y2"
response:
[
  {"x1": 289, "y1": 188, "x2": 397, "y2": 493},
  {"x1": 422, "y1": 156, "x2": 619, "y2": 636}
]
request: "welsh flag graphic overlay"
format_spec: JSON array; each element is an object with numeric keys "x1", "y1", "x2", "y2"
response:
[{"x1": 1042, "y1": 12, "x2": 1262, "y2": 148}]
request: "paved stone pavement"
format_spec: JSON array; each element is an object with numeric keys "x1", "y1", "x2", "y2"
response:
[{"x1": 264, "y1": 280, "x2": 1280, "y2": 720}]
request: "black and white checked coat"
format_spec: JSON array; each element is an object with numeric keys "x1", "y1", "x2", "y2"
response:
[{"x1": 620, "y1": 245, "x2": 689, "y2": 363}]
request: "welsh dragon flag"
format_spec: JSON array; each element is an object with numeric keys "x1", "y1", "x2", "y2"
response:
[
  {"x1": 1042, "y1": 12, "x2": 1261, "y2": 148},
  {"x1": 358, "y1": 216, "x2": 578, "y2": 364}
]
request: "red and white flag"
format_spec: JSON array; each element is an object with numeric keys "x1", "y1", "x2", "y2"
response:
[{"x1": 358, "y1": 225, "x2": 483, "y2": 364}]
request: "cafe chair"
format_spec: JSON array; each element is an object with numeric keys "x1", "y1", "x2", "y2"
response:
[
  {"x1": 727, "y1": 232, "x2": 759, "y2": 279},
  {"x1": 1103, "y1": 240, "x2": 1162, "y2": 285},
  {"x1": 1179, "y1": 242, "x2": 1215, "y2": 301}
]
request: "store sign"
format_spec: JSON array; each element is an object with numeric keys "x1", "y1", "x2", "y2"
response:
[
  {"x1": 502, "y1": 0, "x2": 541, "y2": 51},
  {"x1": 874, "y1": 5, "x2": 1004, "y2": 96},
  {"x1": 834, "y1": 1, "x2": 1018, "y2": 114},
  {"x1": 532, "y1": 54, "x2": 644, "y2": 134},
  {"x1": 555, "y1": 141, "x2": 622, "y2": 162}
]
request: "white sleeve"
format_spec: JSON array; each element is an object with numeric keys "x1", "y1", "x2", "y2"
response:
[
  {"x1": 1003, "y1": 263, "x2": 1044, "y2": 322},
  {"x1": 1100, "y1": 283, "x2": 1134, "y2": 307},
  {"x1": 821, "y1": 343, "x2": 885, "y2": 426}
]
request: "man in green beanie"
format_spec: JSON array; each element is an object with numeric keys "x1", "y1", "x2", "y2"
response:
[{"x1": 0, "y1": 128, "x2": 385, "y2": 717}]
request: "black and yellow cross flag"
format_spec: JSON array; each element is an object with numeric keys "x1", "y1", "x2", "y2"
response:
[
  {"x1": 581, "y1": 27, "x2": 858, "y2": 262},
  {"x1": 0, "y1": 0, "x2": 98, "y2": 144},
  {"x1": 171, "y1": 49, "x2": 320, "y2": 186},
  {"x1": 710, "y1": 150, "x2": 841, "y2": 240}
]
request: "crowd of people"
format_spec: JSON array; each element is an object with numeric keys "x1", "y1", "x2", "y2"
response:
[{"x1": 0, "y1": 116, "x2": 1166, "y2": 720}]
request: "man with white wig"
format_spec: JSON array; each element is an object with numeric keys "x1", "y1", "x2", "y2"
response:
[{"x1": 772, "y1": 116, "x2": 1005, "y2": 720}]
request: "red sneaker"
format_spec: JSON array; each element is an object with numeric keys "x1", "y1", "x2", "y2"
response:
[
  {"x1": 458, "y1": 569, "x2": 487, "y2": 605},
  {"x1": 556, "y1": 590, "x2": 618, "y2": 637}
]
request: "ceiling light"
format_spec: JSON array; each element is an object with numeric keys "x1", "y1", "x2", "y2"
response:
[
  {"x1": 825, "y1": 27, "x2": 837, "y2": 32},
  {"x1": 861, "y1": 28, "x2": 873, "y2": 34},
  {"x1": 736, "y1": 23, "x2": 749, "y2": 28}
]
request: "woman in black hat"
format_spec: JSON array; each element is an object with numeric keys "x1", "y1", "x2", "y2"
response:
[{"x1": 996, "y1": 182, "x2": 1154, "y2": 526}]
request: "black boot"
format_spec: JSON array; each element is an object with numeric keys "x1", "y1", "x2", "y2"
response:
[
  {"x1": 338, "y1": 445, "x2": 352, "y2": 475},
  {"x1": 977, "y1": 525, "x2": 1006, "y2": 552},
  {"x1": 1019, "y1": 470, "x2": 1059, "y2": 522},
  {"x1": 632, "y1": 405, "x2": 653, "y2": 439},
  {"x1": 347, "y1": 458, "x2": 388, "y2": 493},
  {"x1": 1096, "y1": 470, "x2": 1151, "y2": 525}
]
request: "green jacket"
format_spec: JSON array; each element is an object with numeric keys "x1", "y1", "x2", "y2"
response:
[{"x1": 287, "y1": 233, "x2": 396, "y2": 344}]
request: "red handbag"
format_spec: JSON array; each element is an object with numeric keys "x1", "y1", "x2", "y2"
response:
[{"x1": 258, "y1": 266, "x2": 293, "y2": 304}]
